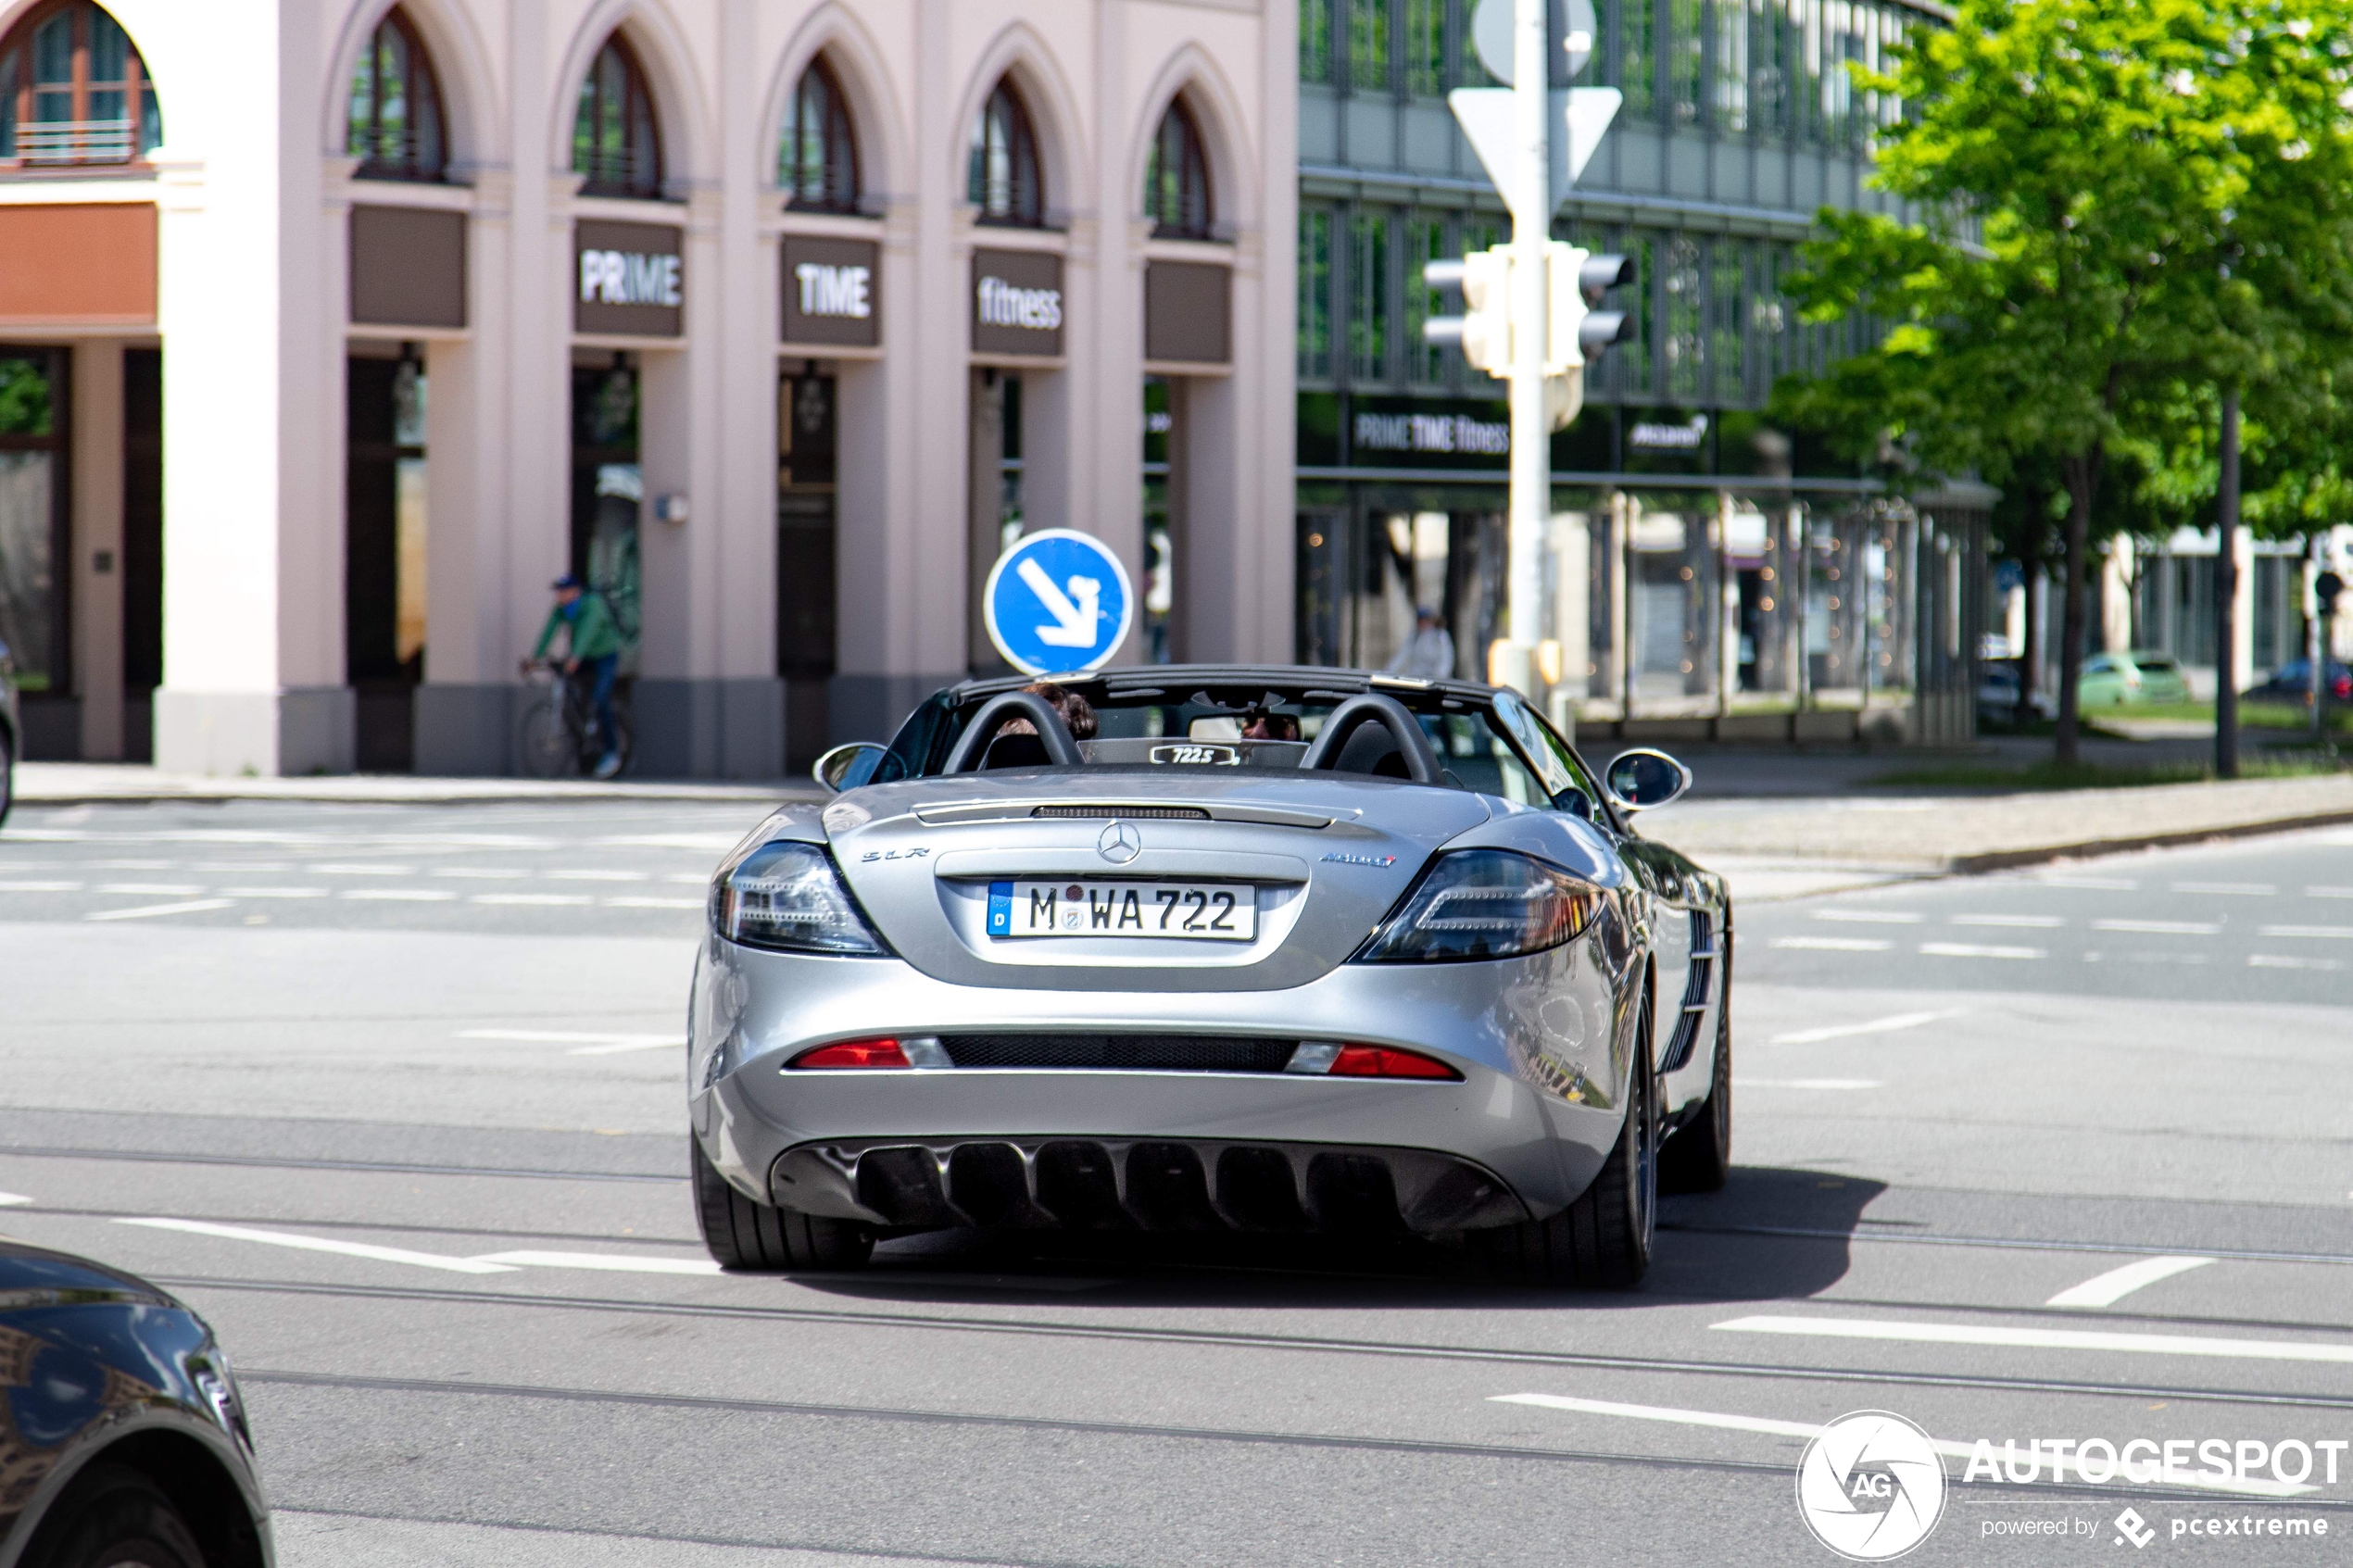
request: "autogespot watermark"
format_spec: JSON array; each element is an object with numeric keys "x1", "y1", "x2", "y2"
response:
[{"x1": 1796, "y1": 1412, "x2": 2346, "y2": 1560}]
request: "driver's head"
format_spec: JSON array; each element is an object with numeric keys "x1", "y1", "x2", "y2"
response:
[{"x1": 1003, "y1": 681, "x2": 1098, "y2": 741}]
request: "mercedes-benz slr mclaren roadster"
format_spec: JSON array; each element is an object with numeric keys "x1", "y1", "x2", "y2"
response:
[{"x1": 688, "y1": 666, "x2": 1731, "y2": 1288}]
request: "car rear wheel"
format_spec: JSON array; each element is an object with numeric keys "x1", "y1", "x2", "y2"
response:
[
  {"x1": 22, "y1": 1464, "x2": 205, "y2": 1568},
  {"x1": 1661, "y1": 931, "x2": 1732, "y2": 1194},
  {"x1": 691, "y1": 1135, "x2": 874, "y2": 1272},
  {"x1": 1478, "y1": 985, "x2": 1657, "y2": 1289}
]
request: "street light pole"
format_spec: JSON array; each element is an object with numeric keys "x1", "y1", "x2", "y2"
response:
[
  {"x1": 2216, "y1": 386, "x2": 2240, "y2": 779},
  {"x1": 1504, "y1": 0, "x2": 1549, "y2": 676}
]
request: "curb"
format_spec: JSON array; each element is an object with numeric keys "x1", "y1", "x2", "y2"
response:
[{"x1": 1944, "y1": 805, "x2": 2353, "y2": 875}]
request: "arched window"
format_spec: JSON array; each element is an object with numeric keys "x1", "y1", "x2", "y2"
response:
[
  {"x1": 967, "y1": 77, "x2": 1042, "y2": 227},
  {"x1": 347, "y1": 6, "x2": 446, "y2": 181},
  {"x1": 573, "y1": 33, "x2": 662, "y2": 199},
  {"x1": 1143, "y1": 97, "x2": 1212, "y2": 238},
  {"x1": 781, "y1": 56, "x2": 858, "y2": 212},
  {"x1": 0, "y1": 1, "x2": 160, "y2": 168}
]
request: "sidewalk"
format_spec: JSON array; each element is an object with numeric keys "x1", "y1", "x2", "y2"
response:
[{"x1": 13, "y1": 762, "x2": 813, "y2": 808}]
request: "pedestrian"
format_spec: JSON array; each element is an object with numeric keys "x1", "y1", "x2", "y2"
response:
[
  {"x1": 1384, "y1": 606, "x2": 1456, "y2": 681},
  {"x1": 527, "y1": 573, "x2": 625, "y2": 778}
]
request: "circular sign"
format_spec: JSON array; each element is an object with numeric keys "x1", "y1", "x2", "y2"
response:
[
  {"x1": 1471, "y1": 0, "x2": 1597, "y2": 84},
  {"x1": 1794, "y1": 1411, "x2": 1946, "y2": 1561},
  {"x1": 983, "y1": 528, "x2": 1134, "y2": 676}
]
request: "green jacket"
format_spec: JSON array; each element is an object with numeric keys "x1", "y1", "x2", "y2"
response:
[{"x1": 533, "y1": 592, "x2": 624, "y2": 661}]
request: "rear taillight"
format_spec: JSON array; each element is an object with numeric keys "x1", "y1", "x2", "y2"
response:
[
  {"x1": 1327, "y1": 1045, "x2": 1461, "y2": 1080},
  {"x1": 788, "y1": 1038, "x2": 911, "y2": 1070}
]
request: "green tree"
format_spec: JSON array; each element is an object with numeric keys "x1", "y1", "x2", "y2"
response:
[{"x1": 1774, "y1": 0, "x2": 2353, "y2": 762}]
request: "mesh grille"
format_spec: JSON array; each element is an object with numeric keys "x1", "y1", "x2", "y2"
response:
[
  {"x1": 941, "y1": 1034, "x2": 1298, "y2": 1072},
  {"x1": 1029, "y1": 805, "x2": 1210, "y2": 821}
]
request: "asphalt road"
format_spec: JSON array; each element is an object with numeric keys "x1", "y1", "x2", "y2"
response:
[{"x1": 5, "y1": 798, "x2": 2352, "y2": 1566}]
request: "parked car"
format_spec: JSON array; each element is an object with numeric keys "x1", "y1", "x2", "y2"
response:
[
  {"x1": 691, "y1": 665, "x2": 1735, "y2": 1291},
  {"x1": 1977, "y1": 659, "x2": 2053, "y2": 727},
  {"x1": 2243, "y1": 658, "x2": 2353, "y2": 706},
  {"x1": 0, "y1": 1238, "x2": 271, "y2": 1568},
  {"x1": 0, "y1": 636, "x2": 17, "y2": 827},
  {"x1": 2078, "y1": 650, "x2": 2194, "y2": 708}
]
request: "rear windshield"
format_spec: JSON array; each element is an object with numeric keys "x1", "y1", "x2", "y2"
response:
[{"x1": 877, "y1": 682, "x2": 1604, "y2": 816}]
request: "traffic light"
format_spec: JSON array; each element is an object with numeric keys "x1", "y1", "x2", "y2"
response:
[{"x1": 1427, "y1": 245, "x2": 1633, "y2": 430}]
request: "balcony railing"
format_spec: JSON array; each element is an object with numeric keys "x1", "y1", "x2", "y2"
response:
[{"x1": 11, "y1": 119, "x2": 136, "y2": 165}]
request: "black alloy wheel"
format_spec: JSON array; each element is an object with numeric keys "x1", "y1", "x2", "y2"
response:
[
  {"x1": 1661, "y1": 928, "x2": 1732, "y2": 1194},
  {"x1": 691, "y1": 1135, "x2": 874, "y2": 1272},
  {"x1": 22, "y1": 1466, "x2": 206, "y2": 1568},
  {"x1": 1478, "y1": 982, "x2": 1658, "y2": 1289}
]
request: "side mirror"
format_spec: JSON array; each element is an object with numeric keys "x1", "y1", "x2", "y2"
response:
[
  {"x1": 812, "y1": 742, "x2": 890, "y2": 794},
  {"x1": 1603, "y1": 748, "x2": 1692, "y2": 812}
]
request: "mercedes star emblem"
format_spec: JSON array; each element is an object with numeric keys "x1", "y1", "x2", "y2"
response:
[{"x1": 1096, "y1": 821, "x2": 1143, "y2": 864}]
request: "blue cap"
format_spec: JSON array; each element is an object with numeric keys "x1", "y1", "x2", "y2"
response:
[{"x1": 552, "y1": 572, "x2": 581, "y2": 590}]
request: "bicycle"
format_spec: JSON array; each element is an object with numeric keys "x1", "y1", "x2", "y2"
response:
[{"x1": 517, "y1": 659, "x2": 635, "y2": 779}]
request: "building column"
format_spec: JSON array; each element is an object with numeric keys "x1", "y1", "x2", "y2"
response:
[
  {"x1": 72, "y1": 339, "x2": 126, "y2": 760},
  {"x1": 152, "y1": 0, "x2": 351, "y2": 776}
]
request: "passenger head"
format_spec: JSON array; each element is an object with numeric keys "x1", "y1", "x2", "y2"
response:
[
  {"x1": 1242, "y1": 710, "x2": 1300, "y2": 741},
  {"x1": 1002, "y1": 681, "x2": 1098, "y2": 741}
]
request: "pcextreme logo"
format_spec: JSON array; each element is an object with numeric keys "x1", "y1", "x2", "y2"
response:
[{"x1": 1796, "y1": 1411, "x2": 1949, "y2": 1561}]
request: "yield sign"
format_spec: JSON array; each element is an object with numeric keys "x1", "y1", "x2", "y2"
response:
[{"x1": 1446, "y1": 86, "x2": 1623, "y2": 220}]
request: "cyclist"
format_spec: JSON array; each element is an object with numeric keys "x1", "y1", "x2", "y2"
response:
[{"x1": 526, "y1": 573, "x2": 624, "y2": 778}]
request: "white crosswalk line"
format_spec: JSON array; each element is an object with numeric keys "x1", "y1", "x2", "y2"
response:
[
  {"x1": 117, "y1": 1216, "x2": 518, "y2": 1274},
  {"x1": 2046, "y1": 1256, "x2": 2215, "y2": 1309},
  {"x1": 1713, "y1": 1313, "x2": 2353, "y2": 1365}
]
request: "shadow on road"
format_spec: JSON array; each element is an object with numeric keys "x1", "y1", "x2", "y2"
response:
[{"x1": 776, "y1": 1163, "x2": 1886, "y2": 1310}]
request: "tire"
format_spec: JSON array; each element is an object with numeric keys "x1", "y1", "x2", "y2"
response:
[
  {"x1": 517, "y1": 697, "x2": 576, "y2": 779},
  {"x1": 22, "y1": 1464, "x2": 205, "y2": 1568},
  {"x1": 1661, "y1": 930, "x2": 1732, "y2": 1194},
  {"x1": 691, "y1": 1135, "x2": 873, "y2": 1272},
  {"x1": 1478, "y1": 984, "x2": 1658, "y2": 1289}
]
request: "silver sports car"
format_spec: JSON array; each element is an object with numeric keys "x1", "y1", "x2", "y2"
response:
[{"x1": 688, "y1": 666, "x2": 1730, "y2": 1288}]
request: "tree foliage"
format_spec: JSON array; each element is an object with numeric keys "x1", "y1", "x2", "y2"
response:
[{"x1": 1772, "y1": 0, "x2": 2353, "y2": 759}]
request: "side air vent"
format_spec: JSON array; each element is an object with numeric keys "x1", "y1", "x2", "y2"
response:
[
  {"x1": 1660, "y1": 909, "x2": 1716, "y2": 1073},
  {"x1": 1029, "y1": 805, "x2": 1210, "y2": 821}
]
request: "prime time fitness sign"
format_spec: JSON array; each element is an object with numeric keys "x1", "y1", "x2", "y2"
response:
[
  {"x1": 971, "y1": 248, "x2": 1063, "y2": 358},
  {"x1": 574, "y1": 220, "x2": 684, "y2": 337}
]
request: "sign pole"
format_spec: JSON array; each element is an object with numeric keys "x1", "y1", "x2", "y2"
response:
[{"x1": 1504, "y1": 0, "x2": 1549, "y2": 680}]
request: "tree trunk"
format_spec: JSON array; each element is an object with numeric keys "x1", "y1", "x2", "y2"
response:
[{"x1": 2055, "y1": 454, "x2": 2100, "y2": 768}]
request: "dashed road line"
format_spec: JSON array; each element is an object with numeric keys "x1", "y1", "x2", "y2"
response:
[
  {"x1": 1731, "y1": 1078, "x2": 1882, "y2": 1090},
  {"x1": 0, "y1": 1193, "x2": 29, "y2": 1207},
  {"x1": 1769, "y1": 1010, "x2": 1958, "y2": 1046},
  {"x1": 1951, "y1": 913, "x2": 2063, "y2": 928},
  {"x1": 95, "y1": 883, "x2": 203, "y2": 896},
  {"x1": 0, "y1": 880, "x2": 82, "y2": 891},
  {"x1": 2037, "y1": 876, "x2": 2137, "y2": 890},
  {"x1": 1713, "y1": 1313, "x2": 2353, "y2": 1367},
  {"x1": 1919, "y1": 942, "x2": 2043, "y2": 960},
  {"x1": 2092, "y1": 919, "x2": 2221, "y2": 935},
  {"x1": 218, "y1": 886, "x2": 330, "y2": 898},
  {"x1": 471, "y1": 1249, "x2": 719, "y2": 1275},
  {"x1": 339, "y1": 888, "x2": 459, "y2": 902},
  {"x1": 1770, "y1": 936, "x2": 1893, "y2": 952},
  {"x1": 2046, "y1": 1256, "x2": 2215, "y2": 1309},
  {"x1": 601, "y1": 896, "x2": 701, "y2": 910},
  {"x1": 2250, "y1": 954, "x2": 2341, "y2": 972},
  {"x1": 86, "y1": 898, "x2": 237, "y2": 922},
  {"x1": 471, "y1": 893, "x2": 594, "y2": 907},
  {"x1": 116, "y1": 1216, "x2": 519, "y2": 1275},
  {"x1": 2171, "y1": 882, "x2": 2275, "y2": 896},
  {"x1": 1809, "y1": 909, "x2": 1923, "y2": 924},
  {"x1": 2259, "y1": 925, "x2": 2353, "y2": 940}
]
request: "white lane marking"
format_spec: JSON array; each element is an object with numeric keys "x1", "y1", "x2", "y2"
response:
[
  {"x1": 2172, "y1": 881, "x2": 2274, "y2": 896},
  {"x1": 471, "y1": 1249, "x2": 720, "y2": 1274},
  {"x1": 458, "y1": 1029, "x2": 675, "y2": 1047},
  {"x1": 601, "y1": 896, "x2": 702, "y2": 910},
  {"x1": 1733, "y1": 1078, "x2": 1883, "y2": 1090},
  {"x1": 0, "y1": 880, "x2": 82, "y2": 891},
  {"x1": 88, "y1": 858, "x2": 176, "y2": 869},
  {"x1": 0, "y1": 1192, "x2": 30, "y2": 1207},
  {"x1": 2037, "y1": 875, "x2": 2137, "y2": 889},
  {"x1": 86, "y1": 898, "x2": 237, "y2": 922},
  {"x1": 1769, "y1": 1010, "x2": 1958, "y2": 1046},
  {"x1": 1951, "y1": 913, "x2": 2063, "y2": 928},
  {"x1": 666, "y1": 872, "x2": 711, "y2": 884},
  {"x1": 432, "y1": 867, "x2": 527, "y2": 879},
  {"x1": 2258, "y1": 924, "x2": 2353, "y2": 940},
  {"x1": 1919, "y1": 942, "x2": 2043, "y2": 960},
  {"x1": 2046, "y1": 1255, "x2": 2215, "y2": 1309},
  {"x1": 1713, "y1": 1313, "x2": 2353, "y2": 1366},
  {"x1": 218, "y1": 886, "x2": 330, "y2": 898},
  {"x1": 2307, "y1": 886, "x2": 2353, "y2": 899},
  {"x1": 1770, "y1": 936, "x2": 1893, "y2": 952},
  {"x1": 568, "y1": 1037, "x2": 687, "y2": 1055},
  {"x1": 1489, "y1": 1393, "x2": 2311, "y2": 1499},
  {"x1": 96, "y1": 882, "x2": 204, "y2": 896},
  {"x1": 2092, "y1": 919, "x2": 2220, "y2": 935},
  {"x1": 190, "y1": 860, "x2": 291, "y2": 872},
  {"x1": 593, "y1": 833, "x2": 744, "y2": 850},
  {"x1": 2250, "y1": 954, "x2": 2341, "y2": 972},
  {"x1": 1809, "y1": 909, "x2": 1923, "y2": 924},
  {"x1": 115, "y1": 1217, "x2": 518, "y2": 1274},
  {"x1": 308, "y1": 863, "x2": 418, "y2": 874},
  {"x1": 339, "y1": 888, "x2": 459, "y2": 902},
  {"x1": 546, "y1": 870, "x2": 652, "y2": 882},
  {"x1": 471, "y1": 893, "x2": 593, "y2": 907}
]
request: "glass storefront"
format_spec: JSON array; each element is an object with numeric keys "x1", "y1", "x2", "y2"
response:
[
  {"x1": 346, "y1": 347, "x2": 427, "y2": 771},
  {"x1": 0, "y1": 347, "x2": 65, "y2": 702},
  {"x1": 570, "y1": 354, "x2": 643, "y2": 674},
  {"x1": 777, "y1": 364, "x2": 837, "y2": 771}
]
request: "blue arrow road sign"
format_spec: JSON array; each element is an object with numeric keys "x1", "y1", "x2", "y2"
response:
[{"x1": 983, "y1": 528, "x2": 1134, "y2": 675}]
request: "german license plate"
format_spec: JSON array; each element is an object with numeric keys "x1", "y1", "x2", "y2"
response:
[{"x1": 987, "y1": 880, "x2": 1256, "y2": 941}]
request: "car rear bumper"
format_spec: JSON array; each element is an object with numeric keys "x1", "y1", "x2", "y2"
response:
[{"x1": 687, "y1": 933, "x2": 1639, "y2": 1227}]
